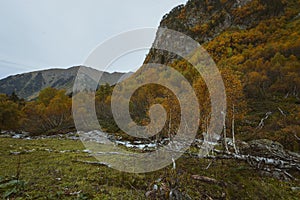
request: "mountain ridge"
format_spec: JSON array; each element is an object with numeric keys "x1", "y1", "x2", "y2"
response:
[{"x1": 0, "y1": 66, "x2": 129, "y2": 100}]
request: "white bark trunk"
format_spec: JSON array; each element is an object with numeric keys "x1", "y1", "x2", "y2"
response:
[
  {"x1": 232, "y1": 104, "x2": 239, "y2": 154},
  {"x1": 222, "y1": 111, "x2": 229, "y2": 153}
]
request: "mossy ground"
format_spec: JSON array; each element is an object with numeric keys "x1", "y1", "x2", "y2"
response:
[{"x1": 0, "y1": 138, "x2": 299, "y2": 199}]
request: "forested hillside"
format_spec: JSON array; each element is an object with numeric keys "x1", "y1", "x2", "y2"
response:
[{"x1": 141, "y1": 0, "x2": 300, "y2": 151}]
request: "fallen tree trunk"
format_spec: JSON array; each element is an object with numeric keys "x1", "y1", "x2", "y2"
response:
[
  {"x1": 206, "y1": 149, "x2": 300, "y2": 171},
  {"x1": 73, "y1": 160, "x2": 111, "y2": 168}
]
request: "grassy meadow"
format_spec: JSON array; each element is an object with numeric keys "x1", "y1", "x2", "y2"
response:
[{"x1": 0, "y1": 138, "x2": 299, "y2": 199}]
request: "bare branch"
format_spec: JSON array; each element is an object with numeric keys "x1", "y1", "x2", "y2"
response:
[
  {"x1": 256, "y1": 112, "x2": 272, "y2": 130},
  {"x1": 277, "y1": 107, "x2": 286, "y2": 117}
]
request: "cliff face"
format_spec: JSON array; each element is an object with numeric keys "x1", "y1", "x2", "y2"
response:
[
  {"x1": 0, "y1": 66, "x2": 127, "y2": 100},
  {"x1": 145, "y1": 0, "x2": 287, "y2": 64}
]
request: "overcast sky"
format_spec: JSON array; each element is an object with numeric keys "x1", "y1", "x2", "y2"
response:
[{"x1": 0, "y1": 0, "x2": 187, "y2": 79}]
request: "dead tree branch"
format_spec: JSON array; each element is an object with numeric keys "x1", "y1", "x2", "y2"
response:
[{"x1": 256, "y1": 112, "x2": 272, "y2": 129}]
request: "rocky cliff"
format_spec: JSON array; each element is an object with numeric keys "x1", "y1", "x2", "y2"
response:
[{"x1": 144, "y1": 0, "x2": 289, "y2": 64}]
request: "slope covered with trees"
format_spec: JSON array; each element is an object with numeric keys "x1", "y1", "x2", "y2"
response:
[{"x1": 141, "y1": 0, "x2": 300, "y2": 152}]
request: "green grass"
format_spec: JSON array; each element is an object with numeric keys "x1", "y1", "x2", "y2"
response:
[{"x1": 0, "y1": 138, "x2": 299, "y2": 199}]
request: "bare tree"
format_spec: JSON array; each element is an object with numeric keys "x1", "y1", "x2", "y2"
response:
[
  {"x1": 221, "y1": 111, "x2": 229, "y2": 153},
  {"x1": 232, "y1": 104, "x2": 239, "y2": 154}
]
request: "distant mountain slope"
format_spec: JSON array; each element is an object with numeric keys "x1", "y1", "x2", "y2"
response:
[{"x1": 0, "y1": 66, "x2": 128, "y2": 100}]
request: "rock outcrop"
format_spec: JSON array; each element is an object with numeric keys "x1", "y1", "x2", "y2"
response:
[{"x1": 144, "y1": 0, "x2": 287, "y2": 65}]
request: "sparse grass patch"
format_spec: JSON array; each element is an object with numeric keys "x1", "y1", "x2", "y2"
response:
[{"x1": 0, "y1": 138, "x2": 299, "y2": 199}]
